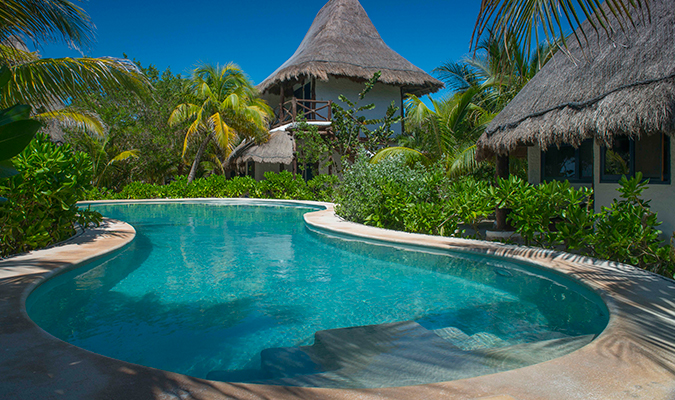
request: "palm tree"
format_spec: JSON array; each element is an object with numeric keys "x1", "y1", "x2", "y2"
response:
[
  {"x1": 0, "y1": 0, "x2": 95, "y2": 53},
  {"x1": 373, "y1": 89, "x2": 491, "y2": 177},
  {"x1": 0, "y1": 1, "x2": 151, "y2": 138},
  {"x1": 406, "y1": 89, "x2": 492, "y2": 176},
  {"x1": 1, "y1": 44, "x2": 149, "y2": 136},
  {"x1": 169, "y1": 64, "x2": 272, "y2": 183},
  {"x1": 472, "y1": 0, "x2": 649, "y2": 54},
  {"x1": 435, "y1": 32, "x2": 558, "y2": 114}
]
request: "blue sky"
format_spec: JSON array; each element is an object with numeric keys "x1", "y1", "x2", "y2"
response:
[{"x1": 34, "y1": 0, "x2": 481, "y2": 91}]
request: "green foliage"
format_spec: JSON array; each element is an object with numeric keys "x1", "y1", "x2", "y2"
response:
[
  {"x1": 445, "y1": 178, "x2": 494, "y2": 239},
  {"x1": 330, "y1": 72, "x2": 401, "y2": 170},
  {"x1": 494, "y1": 176, "x2": 593, "y2": 247},
  {"x1": 294, "y1": 116, "x2": 330, "y2": 175},
  {"x1": 335, "y1": 159, "x2": 674, "y2": 276},
  {"x1": 68, "y1": 62, "x2": 188, "y2": 189},
  {"x1": 336, "y1": 151, "x2": 451, "y2": 236},
  {"x1": 0, "y1": 67, "x2": 43, "y2": 195},
  {"x1": 591, "y1": 174, "x2": 674, "y2": 275},
  {"x1": 0, "y1": 133, "x2": 101, "y2": 257},
  {"x1": 86, "y1": 172, "x2": 338, "y2": 203}
]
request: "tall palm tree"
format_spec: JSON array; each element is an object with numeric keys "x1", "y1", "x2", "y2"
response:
[
  {"x1": 169, "y1": 64, "x2": 272, "y2": 183},
  {"x1": 472, "y1": 0, "x2": 649, "y2": 54}
]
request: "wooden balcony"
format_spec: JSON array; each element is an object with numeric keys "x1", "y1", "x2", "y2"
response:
[{"x1": 272, "y1": 98, "x2": 332, "y2": 128}]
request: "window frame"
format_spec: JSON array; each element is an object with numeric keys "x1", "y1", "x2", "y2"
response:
[
  {"x1": 600, "y1": 133, "x2": 671, "y2": 184},
  {"x1": 540, "y1": 139, "x2": 594, "y2": 183}
]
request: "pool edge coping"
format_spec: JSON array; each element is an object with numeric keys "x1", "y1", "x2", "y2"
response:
[{"x1": 1, "y1": 198, "x2": 674, "y2": 400}]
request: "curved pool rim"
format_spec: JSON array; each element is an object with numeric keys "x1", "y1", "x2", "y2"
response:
[{"x1": 1, "y1": 198, "x2": 674, "y2": 400}]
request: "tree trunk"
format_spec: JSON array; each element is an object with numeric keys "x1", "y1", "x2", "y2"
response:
[
  {"x1": 187, "y1": 134, "x2": 212, "y2": 184},
  {"x1": 495, "y1": 154, "x2": 510, "y2": 230}
]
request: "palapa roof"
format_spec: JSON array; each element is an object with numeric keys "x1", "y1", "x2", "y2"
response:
[
  {"x1": 256, "y1": 0, "x2": 443, "y2": 97},
  {"x1": 476, "y1": 0, "x2": 675, "y2": 160},
  {"x1": 233, "y1": 131, "x2": 295, "y2": 165}
]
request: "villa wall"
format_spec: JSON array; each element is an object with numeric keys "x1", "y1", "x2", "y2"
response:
[
  {"x1": 314, "y1": 78, "x2": 402, "y2": 136},
  {"x1": 253, "y1": 162, "x2": 289, "y2": 181},
  {"x1": 527, "y1": 146, "x2": 541, "y2": 185},
  {"x1": 593, "y1": 141, "x2": 675, "y2": 238},
  {"x1": 527, "y1": 142, "x2": 675, "y2": 238}
]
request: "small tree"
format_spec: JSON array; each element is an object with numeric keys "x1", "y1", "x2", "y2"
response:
[{"x1": 329, "y1": 72, "x2": 401, "y2": 171}]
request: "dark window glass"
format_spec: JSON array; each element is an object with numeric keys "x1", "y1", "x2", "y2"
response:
[
  {"x1": 541, "y1": 139, "x2": 593, "y2": 182},
  {"x1": 601, "y1": 134, "x2": 670, "y2": 183},
  {"x1": 603, "y1": 136, "x2": 630, "y2": 176},
  {"x1": 544, "y1": 145, "x2": 576, "y2": 179},
  {"x1": 635, "y1": 134, "x2": 664, "y2": 180}
]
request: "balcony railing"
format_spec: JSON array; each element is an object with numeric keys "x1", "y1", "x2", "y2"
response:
[{"x1": 272, "y1": 98, "x2": 332, "y2": 128}]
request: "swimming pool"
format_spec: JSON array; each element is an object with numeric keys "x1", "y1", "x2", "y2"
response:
[{"x1": 27, "y1": 201, "x2": 609, "y2": 388}]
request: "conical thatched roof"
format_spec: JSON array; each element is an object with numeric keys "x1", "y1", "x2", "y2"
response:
[
  {"x1": 257, "y1": 0, "x2": 443, "y2": 96},
  {"x1": 234, "y1": 131, "x2": 295, "y2": 165},
  {"x1": 476, "y1": 0, "x2": 675, "y2": 160}
]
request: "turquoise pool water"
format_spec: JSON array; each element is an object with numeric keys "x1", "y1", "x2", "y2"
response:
[{"x1": 27, "y1": 202, "x2": 609, "y2": 388}]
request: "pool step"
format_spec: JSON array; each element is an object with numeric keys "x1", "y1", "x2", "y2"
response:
[
  {"x1": 256, "y1": 331, "x2": 594, "y2": 388},
  {"x1": 260, "y1": 321, "x2": 489, "y2": 385},
  {"x1": 475, "y1": 333, "x2": 595, "y2": 369},
  {"x1": 208, "y1": 322, "x2": 595, "y2": 388}
]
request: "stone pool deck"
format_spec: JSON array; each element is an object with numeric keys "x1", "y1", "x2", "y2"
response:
[{"x1": 1, "y1": 198, "x2": 675, "y2": 399}]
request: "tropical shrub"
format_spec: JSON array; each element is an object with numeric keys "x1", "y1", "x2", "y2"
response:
[
  {"x1": 335, "y1": 158, "x2": 674, "y2": 276},
  {"x1": 0, "y1": 134, "x2": 101, "y2": 257},
  {"x1": 336, "y1": 152, "x2": 451, "y2": 235},
  {"x1": 590, "y1": 174, "x2": 674, "y2": 275},
  {"x1": 446, "y1": 178, "x2": 494, "y2": 239},
  {"x1": 85, "y1": 172, "x2": 338, "y2": 203},
  {"x1": 259, "y1": 171, "x2": 311, "y2": 200},
  {"x1": 492, "y1": 176, "x2": 593, "y2": 247}
]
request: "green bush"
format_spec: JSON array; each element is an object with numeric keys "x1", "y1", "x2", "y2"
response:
[
  {"x1": 259, "y1": 171, "x2": 311, "y2": 200},
  {"x1": 335, "y1": 156, "x2": 674, "y2": 276},
  {"x1": 336, "y1": 152, "x2": 451, "y2": 235},
  {"x1": 590, "y1": 174, "x2": 674, "y2": 275},
  {"x1": 446, "y1": 178, "x2": 494, "y2": 239},
  {"x1": 493, "y1": 176, "x2": 593, "y2": 247},
  {"x1": 0, "y1": 134, "x2": 101, "y2": 257},
  {"x1": 84, "y1": 172, "x2": 339, "y2": 202}
]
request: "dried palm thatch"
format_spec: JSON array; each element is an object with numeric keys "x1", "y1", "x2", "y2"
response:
[
  {"x1": 257, "y1": 0, "x2": 443, "y2": 97},
  {"x1": 233, "y1": 131, "x2": 295, "y2": 165},
  {"x1": 476, "y1": 0, "x2": 675, "y2": 161}
]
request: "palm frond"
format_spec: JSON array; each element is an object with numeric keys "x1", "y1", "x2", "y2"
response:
[
  {"x1": 0, "y1": 0, "x2": 95, "y2": 51},
  {"x1": 0, "y1": 44, "x2": 39, "y2": 66},
  {"x1": 35, "y1": 107, "x2": 106, "y2": 137},
  {"x1": 370, "y1": 146, "x2": 430, "y2": 167},
  {"x1": 109, "y1": 149, "x2": 140, "y2": 163},
  {"x1": 448, "y1": 144, "x2": 480, "y2": 178},
  {"x1": 168, "y1": 103, "x2": 201, "y2": 126},
  {"x1": 3, "y1": 57, "x2": 151, "y2": 108},
  {"x1": 472, "y1": 0, "x2": 649, "y2": 54},
  {"x1": 209, "y1": 112, "x2": 234, "y2": 153}
]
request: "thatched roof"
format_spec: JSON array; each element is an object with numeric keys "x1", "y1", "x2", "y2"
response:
[
  {"x1": 256, "y1": 0, "x2": 443, "y2": 97},
  {"x1": 234, "y1": 131, "x2": 295, "y2": 165},
  {"x1": 476, "y1": 0, "x2": 675, "y2": 160}
]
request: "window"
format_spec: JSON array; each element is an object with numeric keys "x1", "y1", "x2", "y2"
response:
[
  {"x1": 601, "y1": 134, "x2": 670, "y2": 183},
  {"x1": 541, "y1": 139, "x2": 593, "y2": 182}
]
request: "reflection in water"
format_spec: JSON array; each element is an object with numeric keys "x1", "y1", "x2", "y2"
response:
[{"x1": 27, "y1": 203, "x2": 609, "y2": 387}]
